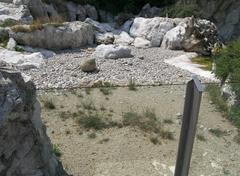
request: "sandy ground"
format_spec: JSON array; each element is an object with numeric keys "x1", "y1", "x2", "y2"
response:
[{"x1": 39, "y1": 85, "x2": 240, "y2": 176}]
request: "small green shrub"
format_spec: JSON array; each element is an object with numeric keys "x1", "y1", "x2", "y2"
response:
[
  {"x1": 150, "y1": 137, "x2": 160, "y2": 145},
  {"x1": 163, "y1": 119, "x2": 174, "y2": 124},
  {"x1": 191, "y1": 56, "x2": 213, "y2": 71},
  {"x1": 0, "y1": 19, "x2": 18, "y2": 27},
  {"x1": 128, "y1": 78, "x2": 137, "y2": 91},
  {"x1": 197, "y1": 134, "x2": 207, "y2": 142},
  {"x1": 209, "y1": 128, "x2": 227, "y2": 138},
  {"x1": 99, "y1": 87, "x2": 112, "y2": 95},
  {"x1": 53, "y1": 144, "x2": 62, "y2": 158},
  {"x1": 122, "y1": 108, "x2": 169, "y2": 137},
  {"x1": 160, "y1": 130, "x2": 174, "y2": 140},
  {"x1": 81, "y1": 100, "x2": 96, "y2": 111},
  {"x1": 206, "y1": 85, "x2": 229, "y2": 114},
  {"x1": 77, "y1": 113, "x2": 108, "y2": 130},
  {"x1": 15, "y1": 46, "x2": 25, "y2": 52},
  {"x1": 88, "y1": 132, "x2": 97, "y2": 139},
  {"x1": 43, "y1": 99, "x2": 56, "y2": 110},
  {"x1": 162, "y1": 4, "x2": 199, "y2": 18},
  {"x1": 99, "y1": 138, "x2": 110, "y2": 144}
]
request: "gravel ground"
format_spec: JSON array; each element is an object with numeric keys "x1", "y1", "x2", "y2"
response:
[{"x1": 22, "y1": 47, "x2": 204, "y2": 89}]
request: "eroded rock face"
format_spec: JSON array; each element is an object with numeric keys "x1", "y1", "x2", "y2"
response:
[
  {"x1": 10, "y1": 21, "x2": 94, "y2": 50},
  {"x1": 0, "y1": 69, "x2": 68, "y2": 176}
]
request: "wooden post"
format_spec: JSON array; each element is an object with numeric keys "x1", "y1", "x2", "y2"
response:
[{"x1": 174, "y1": 76, "x2": 203, "y2": 176}]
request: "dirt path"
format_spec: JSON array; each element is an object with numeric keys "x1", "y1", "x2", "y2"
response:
[{"x1": 40, "y1": 85, "x2": 240, "y2": 176}]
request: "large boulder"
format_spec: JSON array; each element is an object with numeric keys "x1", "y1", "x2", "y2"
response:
[
  {"x1": 0, "y1": 69, "x2": 68, "y2": 176},
  {"x1": 161, "y1": 17, "x2": 221, "y2": 54},
  {"x1": 161, "y1": 24, "x2": 186, "y2": 50},
  {"x1": 10, "y1": 21, "x2": 94, "y2": 50},
  {"x1": 93, "y1": 44, "x2": 132, "y2": 59},
  {"x1": 0, "y1": 48, "x2": 45, "y2": 69},
  {"x1": 114, "y1": 31, "x2": 134, "y2": 45},
  {"x1": 129, "y1": 17, "x2": 175, "y2": 47}
]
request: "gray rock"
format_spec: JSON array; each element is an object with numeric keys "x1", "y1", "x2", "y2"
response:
[
  {"x1": 11, "y1": 21, "x2": 94, "y2": 50},
  {"x1": 114, "y1": 31, "x2": 134, "y2": 46},
  {"x1": 93, "y1": 44, "x2": 132, "y2": 59},
  {"x1": 0, "y1": 70, "x2": 68, "y2": 176},
  {"x1": 85, "y1": 18, "x2": 114, "y2": 33},
  {"x1": 96, "y1": 32, "x2": 114, "y2": 44},
  {"x1": 133, "y1": 37, "x2": 151, "y2": 48},
  {"x1": 84, "y1": 4, "x2": 98, "y2": 21},
  {"x1": 80, "y1": 58, "x2": 97, "y2": 72}
]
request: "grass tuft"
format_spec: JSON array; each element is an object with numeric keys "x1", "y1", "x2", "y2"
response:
[
  {"x1": 43, "y1": 99, "x2": 56, "y2": 110},
  {"x1": 128, "y1": 78, "x2": 137, "y2": 91},
  {"x1": 209, "y1": 128, "x2": 227, "y2": 138},
  {"x1": 53, "y1": 144, "x2": 62, "y2": 158}
]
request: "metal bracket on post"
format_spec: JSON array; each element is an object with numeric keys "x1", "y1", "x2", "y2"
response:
[{"x1": 174, "y1": 76, "x2": 203, "y2": 176}]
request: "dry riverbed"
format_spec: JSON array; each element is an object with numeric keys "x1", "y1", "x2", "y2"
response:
[{"x1": 39, "y1": 85, "x2": 240, "y2": 176}]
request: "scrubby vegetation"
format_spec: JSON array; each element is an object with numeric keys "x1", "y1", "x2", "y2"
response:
[
  {"x1": 123, "y1": 108, "x2": 174, "y2": 140},
  {"x1": 65, "y1": 0, "x2": 175, "y2": 15},
  {"x1": 191, "y1": 56, "x2": 213, "y2": 71},
  {"x1": 206, "y1": 40, "x2": 240, "y2": 129},
  {"x1": 161, "y1": 4, "x2": 199, "y2": 18},
  {"x1": 42, "y1": 98, "x2": 56, "y2": 110},
  {"x1": 53, "y1": 144, "x2": 62, "y2": 158}
]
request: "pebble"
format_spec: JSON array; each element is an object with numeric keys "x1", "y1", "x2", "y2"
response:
[{"x1": 21, "y1": 47, "x2": 209, "y2": 89}]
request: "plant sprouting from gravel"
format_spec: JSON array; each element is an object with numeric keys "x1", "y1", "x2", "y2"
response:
[
  {"x1": 128, "y1": 77, "x2": 137, "y2": 91},
  {"x1": 209, "y1": 128, "x2": 227, "y2": 138},
  {"x1": 53, "y1": 144, "x2": 62, "y2": 158},
  {"x1": 88, "y1": 132, "x2": 97, "y2": 139},
  {"x1": 42, "y1": 98, "x2": 56, "y2": 110},
  {"x1": 122, "y1": 108, "x2": 174, "y2": 140},
  {"x1": 197, "y1": 134, "x2": 207, "y2": 142}
]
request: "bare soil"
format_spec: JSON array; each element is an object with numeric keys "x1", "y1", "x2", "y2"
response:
[{"x1": 39, "y1": 85, "x2": 240, "y2": 176}]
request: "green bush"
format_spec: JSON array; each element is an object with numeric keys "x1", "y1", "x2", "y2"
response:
[{"x1": 214, "y1": 41, "x2": 240, "y2": 95}]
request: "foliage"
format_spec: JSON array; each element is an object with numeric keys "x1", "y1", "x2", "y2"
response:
[
  {"x1": 214, "y1": 40, "x2": 240, "y2": 88},
  {"x1": 161, "y1": 4, "x2": 199, "y2": 18},
  {"x1": 66, "y1": 0, "x2": 175, "y2": 15},
  {"x1": 191, "y1": 56, "x2": 213, "y2": 71},
  {"x1": 128, "y1": 78, "x2": 137, "y2": 91},
  {"x1": 42, "y1": 99, "x2": 56, "y2": 110},
  {"x1": 205, "y1": 85, "x2": 229, "y2": 114},
  {"x1": 209, "y1": 128, "x2": 227, "y2": 138},
  {"x1": 53, "y1": 144, "x2": 62, "y2": 157},
  {"x1": 0, "y1": 19, "x2": 19, "y2": 28}
]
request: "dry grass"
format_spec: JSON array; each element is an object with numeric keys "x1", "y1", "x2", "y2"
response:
[{"x1": 11, "y1": 15, "x2": 65, "y2": 33}]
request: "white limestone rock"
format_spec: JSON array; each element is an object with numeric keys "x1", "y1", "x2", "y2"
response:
[{"x1": 93, "y1": 44, "x2": 132, "y2": 59}]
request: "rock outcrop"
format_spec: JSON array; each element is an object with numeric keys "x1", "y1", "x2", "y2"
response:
[
  {"x1": 10, "y1": 21, "x2": 94, "y2": 50},
  {"x1": 0, "y1": 48, "x2": 46, "y2": 69},
  {"x1": 177, "y1": 0, "x2": 240, "y2": 41},
  {"x1": 0, "y1": 69, "x2": 68, "y2": 176}
]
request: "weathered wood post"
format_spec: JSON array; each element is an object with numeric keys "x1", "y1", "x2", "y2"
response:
[{"x1": 174, "y1": 76, "x2": 203, "y2": 176}]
